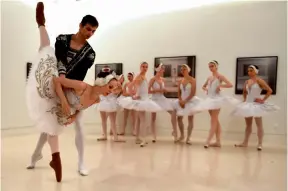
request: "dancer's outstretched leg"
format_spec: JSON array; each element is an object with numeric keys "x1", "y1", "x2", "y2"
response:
[{"x1": 36, "y1": 2, "x2": 62, "y2": 182}]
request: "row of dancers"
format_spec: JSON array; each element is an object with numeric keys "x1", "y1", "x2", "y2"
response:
[
  {"x1": 26, "y1": 2, "x2": 279, "y2": 182},
  {"x1": 95, "y1": 61, "x2": 279, "y2": 150}
]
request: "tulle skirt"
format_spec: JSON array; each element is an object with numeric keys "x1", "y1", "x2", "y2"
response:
[
  {"x1": 152, "y1": 96, "x2": 175, "y2": 111},
  {"x1": 119, "y1": 96, "x2": 163, "y2": 112},
  {"x1": 174, "y1": 96, "x2": 202, "y2": 116},
  {"x1": 97, "y1": 97, "x2": 119, "y2": 112},
  {"x1": 231, "y1": 101, "x2": 280, "y2": 117},
  {"x1": 26, "y1": 46, "x2": 66, "y2": 135},
  {"x1": 194, "y1": 95, "x2": 241, "y2": 111}
]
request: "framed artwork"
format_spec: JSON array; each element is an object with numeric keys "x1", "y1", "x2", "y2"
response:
[
  {"x1": 95, "y1": 63, "x2": 123, "y2": 79},
  {"x1": 26, "y1": 62, "x2": 32, "y2": 80},
  {"x1": 154, "y1": 56, "x2": 196, "y2": 98},
  {"x1": 235, "y1": 56, "x2": 278, "y2": 95}
]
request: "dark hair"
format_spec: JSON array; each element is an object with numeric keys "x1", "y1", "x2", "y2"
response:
[
  {"x1": 81, "y1": 15, "x2": 99, "y2": 27},
  {"x1": 141, "y1": 61, "x2": 148, "y2": 65},
  {"x1": 128, "y1": 72, "x2": 133, "y2": 76}
]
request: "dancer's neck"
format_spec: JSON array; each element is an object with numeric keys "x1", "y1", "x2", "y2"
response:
[{"x1": 73, "y1": 33, "x2": 86, "y2": 44}]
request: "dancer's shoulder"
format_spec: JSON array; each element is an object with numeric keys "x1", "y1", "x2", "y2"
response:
[{"x1": 56, "y1": 34, "x2": 73, "y2": 41}]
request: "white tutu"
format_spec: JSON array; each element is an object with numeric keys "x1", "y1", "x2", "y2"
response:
[
  {"x1": 119, "y1": 97, "x2": 163, "y2": 112},
  {"x1": 118, "y1": 96, "x2": 136, "y2": 110},
  {"x1": 194, "y1": 95, "x2": 241, "y2": 111},
  {"x1": 97, "y1": 94, "x2": 119, "y2": 112},
  {"x1": 152, "y1": 95, "x2": 175, "y2": 111},
  {"x1": 231, "y1": 101, "x2": 280, "y2": 117},
  {"x1": 174, "y1": 96, "x2": 202, "y2": 116},
  {"x1": 26, "y1": 46, "x2": 66, "y2": 135}
]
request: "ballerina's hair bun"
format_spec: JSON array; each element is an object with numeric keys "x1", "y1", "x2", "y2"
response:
[
  {"x1": 248, "y1": 65, "x2": 259, "y2": 74},
  {"x1": 209, "y1": 60, "x2": 219, "y2": 68},
  {"x1": 95, "y1": 66, "x2": 116, "y2": 86},
  {"x1": 128, "y1": 72, "x2": 134, "y2": 76}
]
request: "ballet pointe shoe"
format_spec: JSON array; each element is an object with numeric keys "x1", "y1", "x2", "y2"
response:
[
  {"x1": 36, "y1": 2, "x2": 45, "y2": 27},
  {"x1": 26, "y1": 153, "x2": 43, "y2": 169},
  {"x1": 49, "y1": 152, "x2": 62, "y2": 182}
]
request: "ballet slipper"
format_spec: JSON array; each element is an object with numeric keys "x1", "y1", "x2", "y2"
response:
[
  {"x1": 49, "y1": 152, "x2": 62, "y2": 182},
  {"x1": 234, "y1": 143, "x2": 248, "y2": 147},
  {"x1": 209, "y1": 142, "x2": 221, "y2": 148},
  {"x1": 140, "y1": 141, "x2": 148, "y2": 147},
  {"x1": 78, "y1": 168, "x2": 89, "y2": 176},
  {"x1": 186, "y1": 139, "x2": 192, "y2": 145},
  {"x1": 26, "y1": 153, "x2": 43, "y2": 169},
  {"x1": 152, "y1": 140, "x2": 156, "y2": 143},
  {"x1": 118, "y1": 133, "x2": 125, "y2": 136},
  {"x1": 257, "y1": 145, "x2": 262, "y2": 151},
  {"x1": 135, "y1": 138, "x2": 142, "y2": 144},
  {"x1": 97, "y1": 137, "x2": 107, "y2": 141},
  {"x1": 177, "y1": 136, "x2": 184, "y2": 142},
  {"x1": 36, "y1": 2, "x2": 45, "y2": 27}
]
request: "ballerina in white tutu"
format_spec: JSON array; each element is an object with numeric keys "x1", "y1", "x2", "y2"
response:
[
  {"x1": 26, "y1": 3, "x2": 121, "y2": 182},
  {"x1": 174, "y1": 64, "x2": 201, "y2": 144},
  {"x1": 149, "y1": 63, "x2": 178, "y2": 142},
  {"x1": 118, "y1": 72, "x2": 137, "y2": 136},
  {"x1": 199, "y1": 60, "x2": 234, "y2": 148},
  {"x1": 96, "y1": 67, "x2": 125, "y2": 142},
  {"x1": 232, "y1": 65, "x2": 279, "y2": 151},
  {"x1": 119, "y1": 62, "x2": 163, "y2": 147}
]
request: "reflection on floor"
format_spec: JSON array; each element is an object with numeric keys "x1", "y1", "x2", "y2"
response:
[{"x1": 1, "y1": 127, "x2": 286, "y2": 191}]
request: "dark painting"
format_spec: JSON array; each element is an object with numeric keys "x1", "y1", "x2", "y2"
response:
[
  {"x1": 26, "y1": 62, "x2": 32, "y2": 80},
  {"x1": 95, "y1": 63, "x2": 123, "y2": 79},
  {"x1": 154, "y1": 56, "x2": 196, "y2": 98},
  {"x1": 235, "y1": 56, "x2": 278, "y2": 95}
]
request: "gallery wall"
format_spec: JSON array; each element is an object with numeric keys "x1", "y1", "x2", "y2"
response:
[
  {"x1": 1, "y1": 1, "x2": 287, "y2": 139},
  {"x1": 84, "y1": 1, "x2": 287, "y2": 136}
]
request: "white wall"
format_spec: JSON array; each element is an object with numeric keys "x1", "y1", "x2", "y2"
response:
[
  {"x1": 1, "y1": 1, "x2": 287, "y2": 138},
  {"x1": 85, "y1": 1, "x2": 287, "y2": 136}
]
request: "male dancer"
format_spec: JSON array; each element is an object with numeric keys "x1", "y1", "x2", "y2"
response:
[{"x1": 27, "y1": 3, "x2": 98, "y2": 176}]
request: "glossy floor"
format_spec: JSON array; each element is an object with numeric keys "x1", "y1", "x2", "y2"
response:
[{"x1": 1, "y1": 128, "x2": 287, "y2": 191}]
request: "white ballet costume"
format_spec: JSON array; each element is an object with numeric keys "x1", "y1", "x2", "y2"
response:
[
  {"x1": 174, "y1": 83, "x2": 201, "y2": 116},
  {"x1": 231, "y1": 83, "x2": 279, "y2": 117},
  {"x1": 195, "y1": 78, "x2": 240, "y2": 111},
  {"x1": 26, "y1": 46, "x2": 84, "y2": 135},
  {"x1": 121, "y1": 80, "x2": 162, "y2": 112},
  {"x1": 151, "y1": 81, "x2": 175, "y2": 111},
  {"x1": 97, "y1": 93, "x2": 119, "y2": 112}
]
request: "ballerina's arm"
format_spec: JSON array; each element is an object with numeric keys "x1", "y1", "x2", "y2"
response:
[
  {"x1": 218, "y1": 75, "x2": 233, "y2": 88},
  {"x1": 243, "y1": 80, "x2": 248, "y2": 102},
  {"x1": 257, "y1": 78, "x2": 272, "y2": 101},
  {"x1": 53, "y1": 77, "x2": 87, "y2": 104},
  {"x1": 128, "y1": 75, "x2": 144, "y2": 98}
]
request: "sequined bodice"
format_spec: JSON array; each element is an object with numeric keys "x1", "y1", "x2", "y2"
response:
[
  {"x1": 207, "y1": 78, "x2": 221, "y2": 97},
  {"x1": 180, "y1": 83, "x2": 192, "y2": 102},
  {"x1": 246, "y1": 83, "x2": 262, "y2": 102},
  {"x1": 64, "y1": 89, "x2": 84, "y2": 110},
  {"x1": 136, "y1": 79, "x2": 149, "y2": 100},
  {"x1": 151, "y1": 81, "x2": 165, "y2": 99}
]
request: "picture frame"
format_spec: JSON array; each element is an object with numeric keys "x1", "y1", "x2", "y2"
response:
[
  {"x1": 95, "y1": 63, "x2": 123, "y2": 79},
  {"x1": 154, "y1": 56, "x2": 196, "y2": 98},
  {"x1": 235, "y1": 56, "x2": 278, "y2": 95}
]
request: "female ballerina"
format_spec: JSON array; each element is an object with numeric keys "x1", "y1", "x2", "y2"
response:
[
  {"x1": 149, "y1": 63, "x2": 178, "y2": 142},
  {"x1": 96, "y1": 67, "x2": 125, "y2": 142},
  {"x1": 118, "y1": 72, "x2": 137, "y2": 135},
  {"x1": 199, "y1": 60, "x2": 234, "y2": 148},
  {"x1": 27, "y1": 2, "x2": 121, "y2": 182},
  {"x1": 174, "y1": 64, "x2": 201, "y2": 144},
  {"x1": 119, "y1": 62, "x2": 162, "y2": 147},
  {"x1": 232, "y1": 65, "x2": 279, "y2": 151}
]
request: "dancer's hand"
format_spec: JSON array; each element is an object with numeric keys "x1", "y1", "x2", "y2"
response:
[
  {"x1": 254, "y1": 98, "x2": 264, "y2": 104},
  {"x1": 179, "y1": 100, "x2": 185, "y2": 108},
  {"x1": 202, "y1": 86, "x2": 208, "y2": 92},
  {"x1": 61, "y1": 101, "x2": 71, "y2": 116},
  {"x1": 64, "y1": 114, "x2": 76, "y2": 126},
  {"x1": 59, "y1": 74, "x2": 65, "y2": 78},
  {"x1": 132, "y1": 95, "x2": 140, "y2": 100},
  {"x1": 216, "y1": 86, "x2": 221, "y2": 93}
]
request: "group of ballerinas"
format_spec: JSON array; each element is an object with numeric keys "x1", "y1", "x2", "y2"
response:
[
  {"x1": 94, "y1": 61, "x2": 279, "y2": 150},
  {"x1": 27, "y1": 2, "x2": 279, "y2": 183}
]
